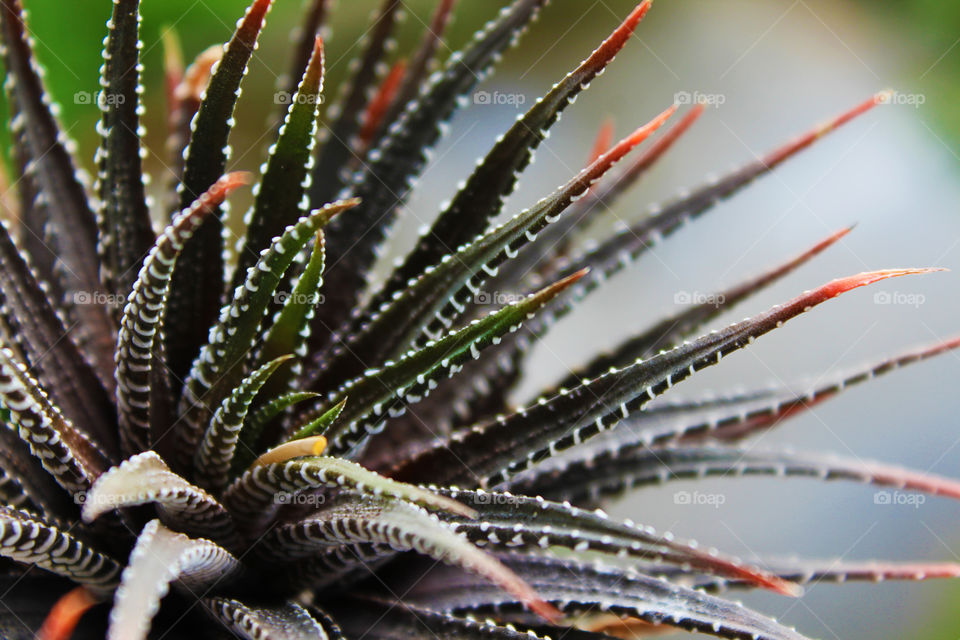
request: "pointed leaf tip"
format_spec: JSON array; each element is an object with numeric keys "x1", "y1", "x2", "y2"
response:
[
  {"x1": 819, "y1": 268, "x2": 945, "y2": 299},
  {"x1": 318, "y1": 196, "x2": 361, "y2": 221},
  {"x1": 197, "y1": 171, "x2": 251, "y2": 207},
  {"x1": 875, "y1": 88, "x2": 896, "y2": 105},
  {"x1": 815, "y1": 91, "x2": 887, "y2": 138},
  {"x1": 802, "y1": 225, "x2": 853, "y2": 256},
  {"x1": 624, "y1": 104, "x2": 677, "y2": 147},
  {"x1": 37, "y1": 586, "x2": 99, "y2": 640},
  {"x1": 762, "y1": 93, "x2": 886, "y2": 168},
  {"x1": 627, "y1": 0, "x2": 654, "y2": 25},
  {"x1": 221, "y1": 170, "x2": 253, "y2": 189},
  {"x1": 549, "y1": 267, "x2": 590, "y2": 291}
]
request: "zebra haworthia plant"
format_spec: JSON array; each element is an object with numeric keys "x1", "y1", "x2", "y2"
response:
[{"x1": 0, "y1": 0, "x2": 955, "y2": 638}]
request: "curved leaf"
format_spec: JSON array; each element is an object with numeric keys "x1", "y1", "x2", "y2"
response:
[
  {"x1": 259, "y1": 495, "x2": 559, "y2": 621},
  {"x1": 202, "y1": 597, "x2": 338, "y2": 640},
  {"x1": 222, "y1": 455, "x2": 474, "y2": 535},
  {"x1": 435, "y1": 488, "x2": 796, "y2": 595},
  {"x1": 108, "y1": 520, "x2": 242, "y2": 640},
  {"x1": 0, "y1": 346, "x2": 108, "y2": 496},
  {"x1": 405, "y1": 555, "x2": 810, "y2": 640},
  {"x1": 83, "y1": 452, "x2": 239, "y2": 550},
  {"x1": 0, "y1": 218, "x2": 116, "y2": 451},
  {"x1": 230, "y1": 391, "x2": 319, "y2": 473},
  {"x1": 194, "y1": 356, "x2": 292, "y2": 494},
  {"x1": 116, "y1": 173, "x2": 248, "y2": 456},
  {"x1": 0, "y1": 506, "x2": 120, "y2": 594}
]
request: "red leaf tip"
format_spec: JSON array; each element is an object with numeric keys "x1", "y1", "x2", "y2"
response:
[
  {"x1": 543, "y1": 268, "x2": 590, "y2": 298},
  {"x1": 221, "y1": 171, "x2": 253, "y2": 190},
  {"x1": 37, "y1": 587, "x2": 98, "y2": 640},
  {"x1": 627, "y1": 0, "x2": 654, "y2": 25},
  {"x1": 626, "y1": 104, "x2": 677, "y2": 147},
  {"x1": 820, "y1": 268, "x2": 946, "y2": 300},
  {"x1": 813, "y1": 92, "x2": 885, "y2": 139},
  {"x1": 874, "y1": 88, "x2": 896, "y2": 105}
]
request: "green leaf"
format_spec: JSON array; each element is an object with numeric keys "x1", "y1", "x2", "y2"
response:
[
  {"x1": 234, "y1": 37, "x2": 325, "y2": 284},
  {"x1": 258, "y1": 231, "x2": 325, "y2": 378},
  {"x1": 176, "y1": 199, "x2": 358, "y2": 472},
  {"x1": 230, "y1": 391, "x2": 320, "y2": 474},
  {"x1": 194, "y1": 356, "x2": 292, "y2": 494},
  {"x1": 297, "y1": 270, "x2": 588, "y2": 458}
]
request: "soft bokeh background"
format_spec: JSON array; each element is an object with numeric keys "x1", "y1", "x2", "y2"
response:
[{"x1": 2, "y1": 1, "x2": 960, "y2": 638}]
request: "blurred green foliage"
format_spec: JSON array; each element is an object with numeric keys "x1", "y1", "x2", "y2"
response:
[
  {"x1": 0, "y1": 0, "x2": 506, "y2": 174},
  {"x1": 3, "y1": 0, "x2": 958, "y2": 185},
  {"x1": 853, "y1": 0, "x2": 960, "y2": 144}
]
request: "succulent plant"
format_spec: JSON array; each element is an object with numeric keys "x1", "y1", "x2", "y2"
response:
[{"x1": 0, "y1": 0, "x2": 957, "y2": 638}]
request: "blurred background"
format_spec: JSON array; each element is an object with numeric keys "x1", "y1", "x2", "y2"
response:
[{"x1": 2, "y1": 0, "x2": 960, "y2": 638}]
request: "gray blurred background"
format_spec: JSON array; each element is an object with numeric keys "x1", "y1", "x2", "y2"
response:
[{"x1": 3, "y1": 0, "x2": 960, "y2": 637}]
